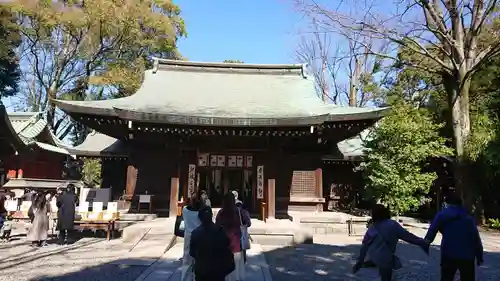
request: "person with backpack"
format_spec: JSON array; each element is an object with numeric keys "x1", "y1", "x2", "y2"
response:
[
  {"x1": 353, "y1": 204, "x2": 430, "y2": 281},
  {"x1": 425, "y1": 192, "x2": 484, "y2": 281},
  {"x1": 190, "y1": 205, "x2": 235, "y2": 281}
]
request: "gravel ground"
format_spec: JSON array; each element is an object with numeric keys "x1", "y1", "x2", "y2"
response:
[
  {"x1": 0, "y1": 236, "x2": 149, "y2": 281},
  {"x1": 263, "y1": 229, "x2": 500, "y2": 281}
]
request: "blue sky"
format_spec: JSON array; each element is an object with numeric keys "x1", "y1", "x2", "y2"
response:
[
  {"x1": 174, "y1": 0, "x2": 304, "y2": 64},
  {"x1": 2, "y1": 1, "x2": 306, "y2": 111}
]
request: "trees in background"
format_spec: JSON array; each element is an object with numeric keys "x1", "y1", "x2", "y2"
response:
[
  {"x1": 0, "y1": 7, "x2": 20, "y2": 98},
  {"x1": 359, "y1": 104, "x2": 452, "y2": 215},
  {"x1": 295, "y1": 18, "x2": 387, "y2": 106},
  {"x1": 81, "y1": 158, "x2": 102, "y2": 188},
  {"x1": 4, "y1": 0, "x2": 186, "y2": 139},
  {"x1": 297, "y1": 0, "x2": 500, "y2": 212}
]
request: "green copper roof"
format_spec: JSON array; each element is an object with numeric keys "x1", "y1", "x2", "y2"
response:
[
  {"x1": 68, "y1": 131, "x2": 127, "y2": 157},
  {"x1": 8, "y1": 112, "x2": 51, "y2": 145},
  {"x1": 53, "y1": 58, "x2": 389, "y2": 127},
  {"x1": 4, "y1": 110, "x2": 70, "y2": 155},
  {"x1": 337, "y1": 129, "x2": 370, "y2": 158}
]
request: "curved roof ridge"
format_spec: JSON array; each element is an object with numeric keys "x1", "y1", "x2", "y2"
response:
[{"x1": 152, "y1": 57, "x2": 306, "y2": 70}]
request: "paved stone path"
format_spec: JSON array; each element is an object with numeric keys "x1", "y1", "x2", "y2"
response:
[
  {"x1": 0, "y1": 237, "x2": 150, "y2": 281},
  {"x1": 263, "y1": 228, "x2": 500, "y2": 281},
  {"x1": 3, "y1": 225, "x2": 500, "y2": 281},
  {"x1": 0, "y1": 234, "x2": 272, "y2": 281},
  {"x1": 133, "y1": 243, "x2": 272, "y2": 281}
]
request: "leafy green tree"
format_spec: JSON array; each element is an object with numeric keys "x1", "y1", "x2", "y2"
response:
[
  {"x1": 81, "y1": 158, "x2": 102, "y2": 188},
  {"x1": 360, "y1": 104, "x2": 453, "y2": 215},
  {"x1": 300, "y1": 0, "x2": 500, "y2": 208},
  {"x1": 7, "y1": 0, "x2": 186, "y2": 136},
  {"x1": 0, "y1": 7, "x2": 20, "y2": 97}
]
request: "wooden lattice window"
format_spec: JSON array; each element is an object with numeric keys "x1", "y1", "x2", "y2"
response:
[{"x1": 290, "y1": 171, "x2": 316, "y2": 197}]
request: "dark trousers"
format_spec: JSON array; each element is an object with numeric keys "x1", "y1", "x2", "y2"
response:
[
  {"x1": 31, "y1": 240, "x2": 46, "y2": 247},
  {"x1": 58, "y1": 229, "x2": 72, "y2": 244},
  {"x1": 195, "y1": 274, "x2": 225, "y2": 281},
  {"x1": 1, "y1": 230, "x2": 11, "y2": 240},
  {"x1": 441, "y1": 257, "x2": 475, "y2": 281},
  {"x1": 378, "y1": 267, "x2": 393, "y2": 281}
]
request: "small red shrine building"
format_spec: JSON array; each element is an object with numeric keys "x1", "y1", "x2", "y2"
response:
[
  {"x1": 0, "y1": 104, "x2": 71, "y2": 188},
  {"x1": 53, "y1": 59, "x2": 389, "y2": 218}
]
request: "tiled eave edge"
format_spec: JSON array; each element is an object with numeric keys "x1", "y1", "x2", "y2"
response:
[
  {"x1": 51, "y1": 99, "x2": 118, "y2": 116},
  {"x1": 66, "y1": 149, "x2": 129, "y2": 158},
  {"x1": 113, "y1": 108, "x2": 329, "y2": 126},
  {"x1": 53, "y1": 99, "x2": 391, "y2": 127},
  {"x1": 322, "y1": 155, "x2": 364, "y2": 163},
  {"x1": 33, "y1": 141, "x2": 73, "y2": 157}
]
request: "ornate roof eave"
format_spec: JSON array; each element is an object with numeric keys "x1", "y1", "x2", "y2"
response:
[
  {"x1": 53, "y1": 99, "x2": 390, "y2": 127},
  {"x1": 69, "y1": 149, "x2": 128, "y2": 158},
  {"x1": 31, "y1": 141, "x2": 73, "y2": 157},
  {"x1": 66, "y1": 131, "x2": 128, "y2": 157},
  {"x1": 324, "y1": 107, "x2": 391, "y2": 122},
  {"x1": 51, "y1": 98, "x2": 118, "y2": 117},
  {"x1": 113, "y1": 107, "x2": 329, "y2": 127}
]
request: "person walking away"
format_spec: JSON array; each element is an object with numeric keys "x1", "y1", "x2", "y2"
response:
[
  {"x1": 190, "y1": 205, "x2": 235, "y2": 281},
  {"x1": 27, "y1": 192, "x2": 51, "y2": 247},
  {"x1": 180, "y1": 194, "x2": 203, "y2": 281},
  {"x1": 232, "y1": 190, "x2": 251, "y2": 261},
  {"x1": 57, "y1": 184, "x2": 79, "y2": 245},
  {"x1": 353, "y1": 204, "x2": 429, "y2": 281},
  {"x1": 216, "y1": 193, "x2": 250, "y2": 281},
  {"x1": 424, "y1": 192, "x2": 483, "y2": 281}
]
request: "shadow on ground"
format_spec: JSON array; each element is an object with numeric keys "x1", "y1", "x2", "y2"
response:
[
  {"x1": 263, "y1": 243, "x2": 500, "y2": 281},
  {"x1": 26, "y1": 257, "x2": 181, "y2": 281},
  {"x1": 12, "y1": 241, "x2": 500, "y2": 281}
]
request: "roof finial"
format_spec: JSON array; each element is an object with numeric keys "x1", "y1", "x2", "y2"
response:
[
  {"x1": 152, "y1": 59, "x2": 159, "y2": 73},
  {"x1": 301, "y1": 63, "x2": 309, "y2": 79}
]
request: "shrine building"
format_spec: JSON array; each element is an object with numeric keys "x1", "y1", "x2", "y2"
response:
[
  {"x1": 0, "y1": 104, "x2": 72, "y2": 192},
  {"x1": 53, "y1": 59, "x2": 388, "y2": 218}
]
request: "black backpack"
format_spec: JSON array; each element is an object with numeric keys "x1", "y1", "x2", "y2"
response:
[{"x1": 193, "y1": 225, "x2": 235, "y2": 277}]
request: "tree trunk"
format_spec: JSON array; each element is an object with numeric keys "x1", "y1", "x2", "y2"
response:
[
  {"x1": 446, "y1": 75, "x2": 473, "y2": 211},
  {"x1": 349, "y1": 56, "x2": 362, "y2": 106},
  {"x1": 46, "y1": 82, "x2": 58, "y2": 130}
]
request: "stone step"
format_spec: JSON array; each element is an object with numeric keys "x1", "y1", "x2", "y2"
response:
[
  {"x1": 120, "y1": 213, "x2": 158, "y2": 221},
  {"x1": 134, "y1": 242, "x2": 273, "y2": 281},
  {"x1": 250, "y1": 234, "x2": 294, "y2": 246},
  {"x1": 302, "y1": 223, "x2": 367, "y2": 235}
]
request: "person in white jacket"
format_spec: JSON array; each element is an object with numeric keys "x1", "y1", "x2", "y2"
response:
[{"x1": 180, "y1": 194, "x2": 203, "y2": 281}]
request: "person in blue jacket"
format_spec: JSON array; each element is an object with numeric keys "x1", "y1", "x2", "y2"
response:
[{"x1": 425, "y1": 192, "x2": 484, "y2": 281}]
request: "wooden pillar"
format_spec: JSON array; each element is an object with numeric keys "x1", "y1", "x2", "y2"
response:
[
  {"x1": 267, "y1": 178, "x2": 276, "y2": 220},
  {"x1": 170, "y1": 177, "x2": 180, "y2": 218},
  {"x1": 315, "y1": 168, "x2": 323, "y2": 212},
  {"x1": 125, "y1": 164, "x2": 137, "y2": 200}
]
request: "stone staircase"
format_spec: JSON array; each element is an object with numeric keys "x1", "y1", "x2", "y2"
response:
[
  {"x1": 290, "y1": 211, "x2": 370, "y2": 236},
  {"x1": 120, "y1": 213, "x2": 158, "y2": 222},
  {"x1": 248, "y1": 218, "x2": 313, "y2": 246}
]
